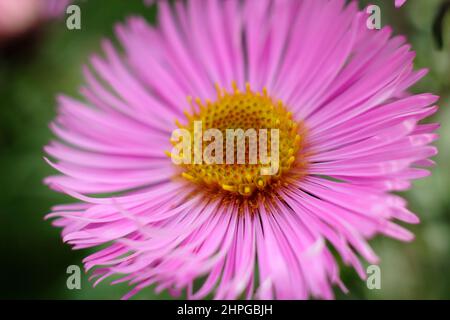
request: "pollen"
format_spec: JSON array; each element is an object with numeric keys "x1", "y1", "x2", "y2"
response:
[{"x1": 169, "y1": 82, "x2": 308, "y2": 197}]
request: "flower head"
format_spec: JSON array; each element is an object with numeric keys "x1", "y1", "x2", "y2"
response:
[{"x1": 45, "y1": 0, "x2": 438, "y2": 299}]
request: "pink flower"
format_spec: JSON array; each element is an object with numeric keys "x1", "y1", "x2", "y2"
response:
[
  {"x1": 0, "y1": 0, "x2": 41, "y2": 40},
  {"x1": 0, "y1": 0, "x2": 71, "y2": 41},
  {"x1": 43, "y1": 0, "x2": 72, "y2": 19},
  {"x1": 395, "y1": 0, "x2": 407, "y2": 8},
  {"x1": 45, "y1": 0, "x2": 438, "y2": 299}
]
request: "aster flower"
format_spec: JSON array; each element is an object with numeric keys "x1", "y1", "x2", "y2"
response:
[{"x1": 45, "y1": 0, "x2": 439, "y2": 300}]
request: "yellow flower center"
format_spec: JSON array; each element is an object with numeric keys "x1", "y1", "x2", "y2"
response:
[{"x1": 169, "y1": 82, "x2": 307, "y2": 197}]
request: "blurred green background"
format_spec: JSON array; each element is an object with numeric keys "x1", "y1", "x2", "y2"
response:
[{"x1": 0, "y1": 0, "x2": 448, "y2": 299}]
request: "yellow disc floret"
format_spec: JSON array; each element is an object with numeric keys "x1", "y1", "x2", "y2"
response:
[{"x1": 168, "y1": 82, "x2": 307, "y2": 197}]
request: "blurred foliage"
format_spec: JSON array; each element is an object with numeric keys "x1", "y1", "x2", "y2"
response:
[{"x1": 0, "y1": 0, "x2": 448, "y2": 299}]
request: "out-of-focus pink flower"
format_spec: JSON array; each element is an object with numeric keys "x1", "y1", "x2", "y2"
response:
[
  {"x1": 43, "y1": 0, "x2": 72, "y2": 19},
  {"x1": 0, "y1": 0, "x2": 71, "y2": 41},
  {"x1": 45, "y1": 0, "x2": 438, "y2": 300},
  {"x1": 0, "y1": 0, "x2": 41, "y2": 39},
  {"x1": 395, "y1": 0, "x2": 407, "y2": 7}
]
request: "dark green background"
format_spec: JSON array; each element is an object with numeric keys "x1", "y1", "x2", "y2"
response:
[{"x1": 0, "y1": 0, "x2": 449, "y2": 299}]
